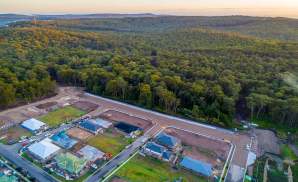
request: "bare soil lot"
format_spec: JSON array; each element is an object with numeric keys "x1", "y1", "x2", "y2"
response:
[
  {"x1": 67, "y1": 127, "x2": 93, "y2": 141},
  {"x1": 72, "y1": 101, "x2": 98, "y2": 112},
  {"x1": 100, "y1": 110, "x2": 153, "y2": 131},
  {"x1": 164, "y1": 127, "x2": 230, "y2": 167},
  {"x1": 36, "y1": 101, "x2": 58, "y2": 110},
  {"x1": 0, "y1": 126, "x2": 32, "y2": 144}
]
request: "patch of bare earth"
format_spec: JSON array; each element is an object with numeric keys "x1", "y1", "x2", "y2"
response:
[
  {"x1": 100, "y1": 110, "x2": 153, "y2": 131},
  {"x1": 109, "y1": 176, "x2": 127, "y2": 182},
  {"x1": 36, "y1": 102, "x2": 58, "y2": 109},
  {"x1": 164, "y1": 128, "x2": 230, "y2": 168},
  {"x1": 67, "y1": 127, "x2": 93, "y2": 141},
  {"x1": 72, "y1": 101, "x2": 98, "y2": 112},
  {"x1": 255, "y1": 129, "x2": 280, "y2": 156}
]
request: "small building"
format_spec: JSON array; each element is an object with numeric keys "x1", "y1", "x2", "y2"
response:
[
  {"x1": 155, "y1": 132, "x2": 181, "y2": 152},
  {"x1": 93, "y1": 118, "x2": 112, "y2": 129},
  {"x1": 51, "y1": 131, "x2": 78, "y2": 149},
  {"x1": 21, "y1": 118, "x2": 47, "y2": 133},
  {"x1": 77, "y1": 145, "x2": 105, "y2": 162},
  {"x1": 54, "y1": 152, "x2": 87, "y2": 177},
  {"x1": 114, "y1": 122, "x2": 141, "y2": 135},
  {"x1": 144, "y1": 142, "x2": 174, "y2": 162},
  {"x1": 79, "y1": 120, "x2": 103, "y2": 135},
  {"x1": 28, "y1": 138, "x2": 61, "y2": 162},
  {"x1": 180, "y1": 156, "x2": 213, "y2": 177}
]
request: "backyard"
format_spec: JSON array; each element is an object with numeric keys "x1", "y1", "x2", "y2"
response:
[
  {"x1": 87, "y1": 128, "x2": 133, "y2": 156},
  {"x1": 38, "y1": 106, "x2": 86, "y2": 127},
  {"x1": 110, "y1": 154, "x2": 207, "y2": 182}
]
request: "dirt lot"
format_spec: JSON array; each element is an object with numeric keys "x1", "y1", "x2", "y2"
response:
[
  {"x1": 0, "y1": 126, "x2": 32, "y2": 144},
  {"x1": 72, "y1": 101, "x2": 98, "y2": 112},
  {"x1": 67, "y1": 127, "x2": 93, "y2": 141},
  {"x1": 36, "y1": 102, "x2": 58, "y2": 109},
  {"x1": 164, "y1": 127, "x2": 230, "y2": 167},
  {"x1": 109, "y1": 177, "x2": 127, "y2": 182},
  {"x1": 100, "y1": 110, "x2": 153, "y2": 131},
  {"x1": 255, "y1": 129, "x2": 280, "y2": 156}
]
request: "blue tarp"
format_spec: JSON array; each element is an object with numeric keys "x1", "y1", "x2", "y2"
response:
[
  {"x1": 156, "y1": 133, "x2": 178, "y2": 148},
  {"x1": 79, "y1": 120, "x2": 102, "y2": 133},
  {"x1": 51, "y1": 131, "x2": 78, "y2": 149},
  {"x1": 180, "y1": 156, "x2": 212, "y2": 176}
]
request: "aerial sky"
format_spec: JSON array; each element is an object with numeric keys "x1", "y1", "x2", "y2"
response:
[{"x1": 1, "y1": 0, "x2": 298, "y2": 18}]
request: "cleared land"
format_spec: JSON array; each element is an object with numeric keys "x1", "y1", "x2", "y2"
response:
[
  {"x1": 164, "y1": 128, "x2": 229, "y2": 168},
  {"x1": 0, "y1": 126, "x2": 32, "y2": 144},
  {"x1": 100, "y1": 110, "x2": 153, "y2": 131},
  {"x1": 111, "y1": 154, "x2": 207, "y2": 182},
  {"x1": 36, "y1": 101, "x2": 58, "y2": 109},
  {"x1": 67, "y1": 127, "x2": 92, "y2": 141},
  {"x1": 38, "y1": 106, "x2": 86, "y2": 127},
  {"x1": 87, "y1": 128, "x2": 133, "y2": 156},
  {"x1": 72, "y1": 101, "x2": 98, "y2": 112}
]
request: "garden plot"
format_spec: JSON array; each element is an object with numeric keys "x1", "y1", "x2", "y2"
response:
[{"x1": 100, "y1": 110, "x2": 153, "y2": 132}]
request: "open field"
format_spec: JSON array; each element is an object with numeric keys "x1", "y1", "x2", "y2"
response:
[
  {"x1": 67, "y1": 127, "x2": 92, "y2": 141},
  {"x1": 0, "y1": 126, "x2": 32, "y2": 144},
  {"x1": 87, "y1": 128, "x2": 133, "y2": 156},
  {"x1": 38, "y1": 106, "x2": 86, "y2": 127},
  {"x1": 100, "y1": 110, "x2": 153, "y2": 131},
  {"x1": 111, "y1": 154, "x2": 207, "y2": 182}
]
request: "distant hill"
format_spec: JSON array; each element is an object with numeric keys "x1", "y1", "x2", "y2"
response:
[{"x1": 14, "y1": 15, "x2": 298, "y2": 41}]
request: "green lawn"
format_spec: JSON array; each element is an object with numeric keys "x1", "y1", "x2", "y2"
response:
[
  {"x1": 281, "y1": 144, "x2": 298, "y2": 160},
  {"x1": 112, "y1": 155, "x2": 207, "y2": 182},
  {"x1": 38, "y1": 106, "x2": 86, "y2": 127},
  {"x1": 87, "y1": 129, "x2": 133, "y2": 156}
]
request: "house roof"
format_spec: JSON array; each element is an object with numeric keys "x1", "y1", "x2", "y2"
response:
[
  {"x1": 21, "y1": 118, "x2": 46, "y2": 131},
  {"x1": 77, "y1": 145, "x2": 105, "y2": 161},
  {"x1": 55, "y1": 152, "x2": 87, "y2": 174},
  {"x1": 28, "y1": 138, "x2": 61, "y2": 160},
  {"x1": 79, "y1": 120, "x2": 102, "y2": 132},
  {"x1": 180, "y1": 156, "x2": 213, "y2": 177},
  {"x1": 145, "y1": 142, "x2": 165, "y2": 154},
  {"x1": 156, "y1": 133, "x2": 179, "y2": 148},
  {"x1": 93, "y1": 118, "x2": 112, "y2": 129}
]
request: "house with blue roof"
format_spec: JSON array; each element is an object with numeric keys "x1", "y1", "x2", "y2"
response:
[
  {"x1": 180, "y1": 156, "x2": 213, "y2": 177},
  {"x1": 79, "y1": 120, "x2": 103, "y2": 135},
  {"x1": 144, "y1": 142, "x2": 174, "y2": 162},
  {"x1": 155, "y1": 132, "x2": 181, "y2": 152}
]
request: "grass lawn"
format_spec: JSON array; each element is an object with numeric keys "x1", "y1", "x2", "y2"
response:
[
  {"x1": 0, "y1": 126, "x2": 32, "y2": 144},
  {"x1": 38, "y1": 106, "x2": 86, "y2": 127},
  {"x1": 281, "y1": 144, "x2": 298, "y2": 160},
  {"x1": 112, "y1": 154, "x2": 207, "y2": 182},
  {"x1": 87, "y1": 129, "x2": 133, "y2": 156}
]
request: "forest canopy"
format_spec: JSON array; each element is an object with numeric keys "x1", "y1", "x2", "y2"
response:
[{"x1": 1, "y1": 16, "x2": 298, "y2": 128}]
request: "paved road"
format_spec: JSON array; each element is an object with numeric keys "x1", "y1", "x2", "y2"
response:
[
  {"x1": 0, "y1": 144, "x2": 57, "y2": 182},
  {"x1": 86, "y1": 135, "x2": 149, "y2": 182}
]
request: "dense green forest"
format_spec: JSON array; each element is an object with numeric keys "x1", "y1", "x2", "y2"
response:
[{"x1": 1, "y1": 16, "x2": 298, "y2": 128}]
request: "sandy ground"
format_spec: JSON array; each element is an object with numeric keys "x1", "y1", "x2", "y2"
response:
[
  {"x1": 67, "y1": 127, "x2": 93, "y2": 141},
  {"x1": 100, "y1": 110, "x2": 153, "y2": 132},
  {"x1": 36, "y1": 102, "x2": 58, "y2": 109}
]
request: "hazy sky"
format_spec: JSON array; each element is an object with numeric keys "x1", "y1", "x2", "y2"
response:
[{"x1": 1, "y1": 0, "x2": 298, "y2": 18}]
